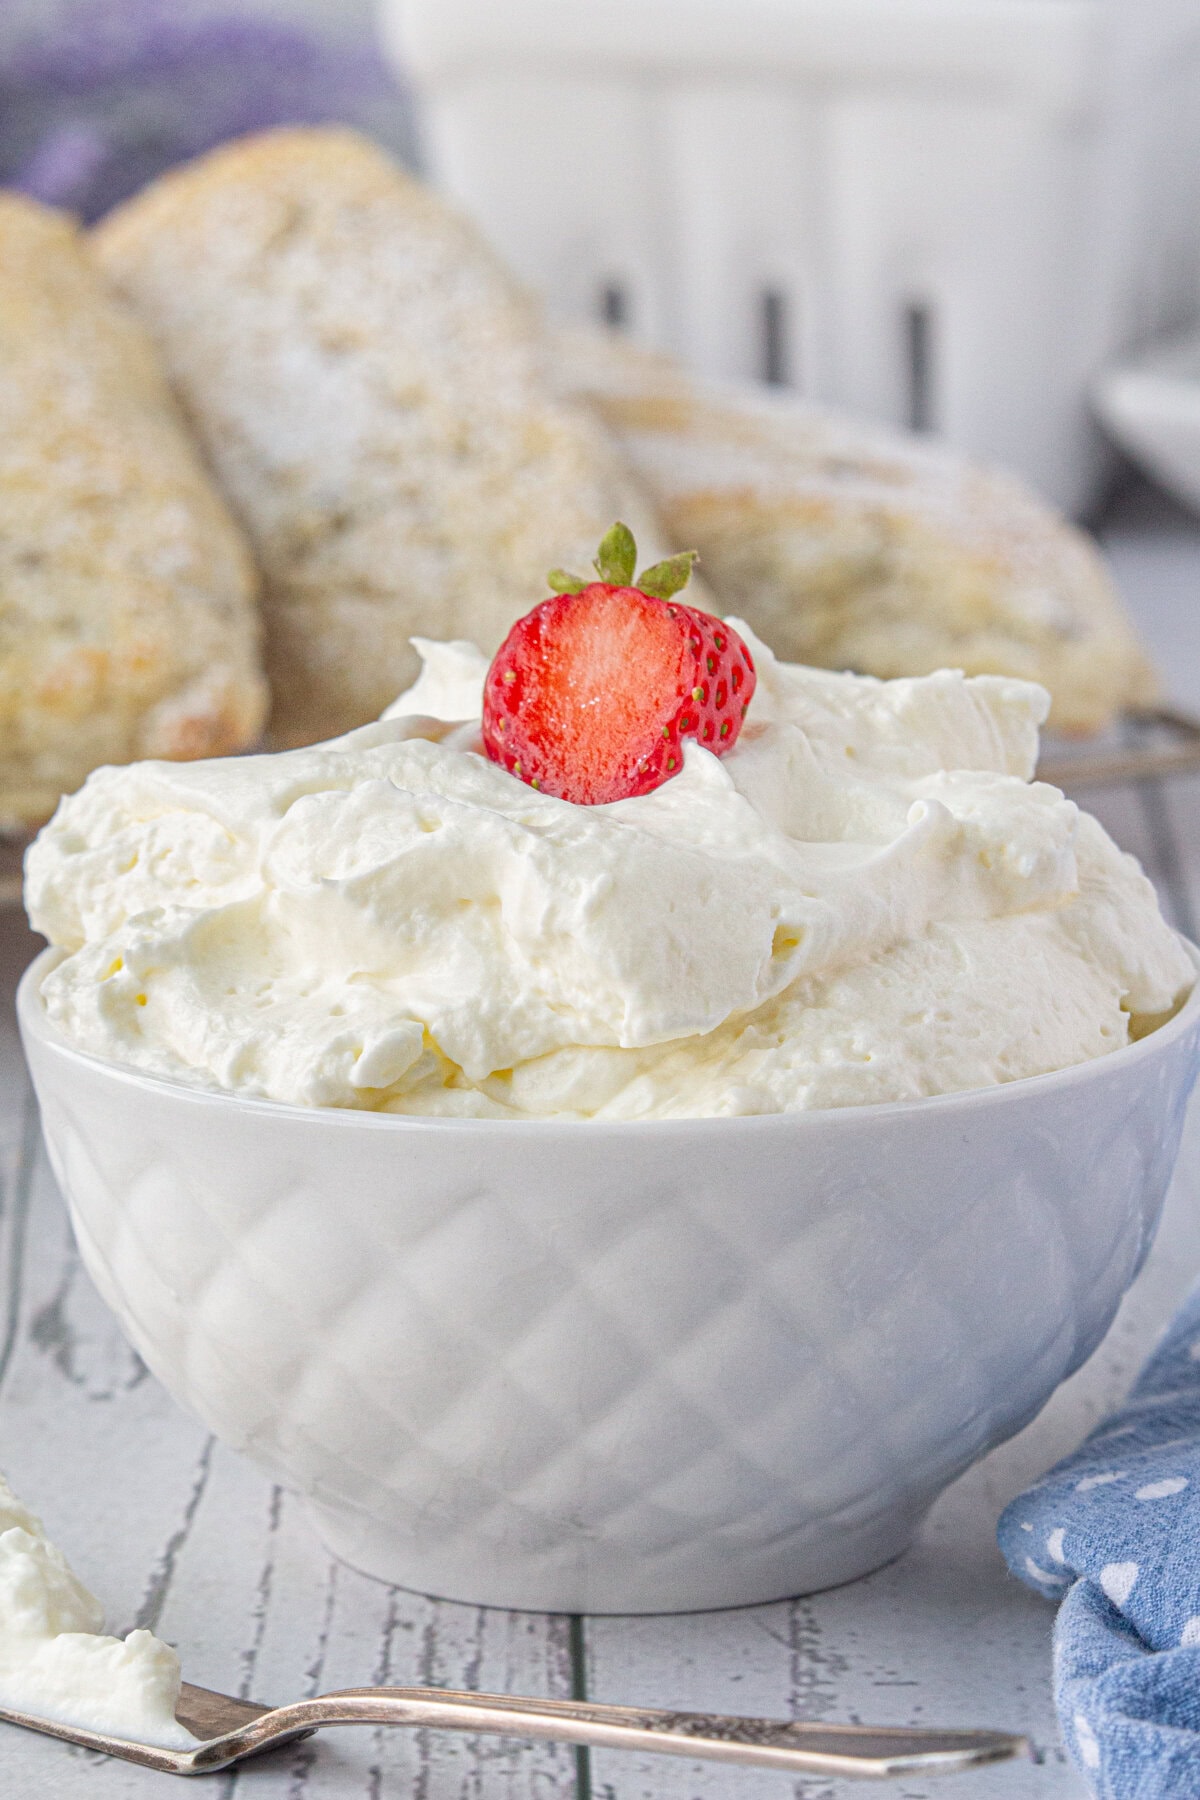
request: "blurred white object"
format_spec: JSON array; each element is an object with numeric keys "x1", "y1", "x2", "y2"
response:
[
  {"x1": 1094, "y1": 327, "x2": 1200, "y2": 515},
  {"x1": 382, "y1": 0, "x2": 1200, "y2": 515}
]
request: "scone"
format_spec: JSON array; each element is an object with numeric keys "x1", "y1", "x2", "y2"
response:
[
  {"x1": 554, "y1": 327, "x2": 1156, "y2": 736},
  {"x1": 0, "y1": 192, "x2": 266, "y2": 831},
  {"x1": 92, "y1": 128, "x2": 668, "y2": 748}
]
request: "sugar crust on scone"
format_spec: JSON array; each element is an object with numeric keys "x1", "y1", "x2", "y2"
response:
[
  {"x1": 92, "y1": 128, "x2": 669, "y2": 748},
  {"x1": 0, "y1": 192, "x2": 267, "y2": 830},
  {"x1": 554, "y1": 327, "x2": 1156, "y2": 738}
]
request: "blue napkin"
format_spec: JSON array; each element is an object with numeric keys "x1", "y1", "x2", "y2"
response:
[{"x1": 998, "y1": 1282, "x2": 1200, "y2": 1797}]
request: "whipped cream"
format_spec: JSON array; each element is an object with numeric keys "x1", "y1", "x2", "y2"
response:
[
  {"x1": 26, "y1": 627, "x2": 1193, "y2": 1119},
  {"x1": 0, "y1": 1474, "x2": 193, "y2": 1749}
]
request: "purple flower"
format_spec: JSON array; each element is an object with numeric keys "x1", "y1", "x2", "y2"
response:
[{"x1": 1, "y1": 0, "x2": 417, "y2": 219}]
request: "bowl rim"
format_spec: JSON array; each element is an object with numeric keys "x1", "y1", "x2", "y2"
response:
[{"x1": 17, "y1": 939, "x2": 1200, "y2": 1139}]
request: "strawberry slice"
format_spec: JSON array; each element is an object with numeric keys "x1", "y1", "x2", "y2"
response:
[{"x1": 482, "y1": 523, "x2": 756, "y2": 805}]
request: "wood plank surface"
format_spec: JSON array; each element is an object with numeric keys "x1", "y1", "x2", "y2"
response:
[{"x1": 0, "y1": 485, "x2": 1196, "y2": 1798}]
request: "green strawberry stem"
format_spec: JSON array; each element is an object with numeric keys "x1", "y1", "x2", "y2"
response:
[
  {"x1": 594, "y1": 520, "x2": 637, "y2": 585},
  {"x1": 546, "y1": 525, "x2": 698, "y2": 600},
  {"x1": 636, "y1": 549, "x2": 699, "y2": 600}
]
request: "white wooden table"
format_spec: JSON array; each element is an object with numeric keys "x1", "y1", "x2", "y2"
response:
[{"x1": 1, "y1": 482, "x2": 1198, "y2": 1800}]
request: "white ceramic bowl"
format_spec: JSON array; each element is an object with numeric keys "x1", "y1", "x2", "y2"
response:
[{"x1": 18, "y1": 946, "x2": 1200, "y2": 1615}]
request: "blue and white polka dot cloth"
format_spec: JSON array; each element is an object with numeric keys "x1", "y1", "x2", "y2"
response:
[{"x1": 998, "y1": 1281, "x2": 1200, "y2": 1798}]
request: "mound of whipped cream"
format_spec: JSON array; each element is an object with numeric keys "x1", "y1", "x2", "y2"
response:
[
  {"x1": 0, "y1": 1473, "x2": 193, "y2": 1749},
  {"x1": 26, "y1": 627, "x2": 1193, "y2": 1119}
]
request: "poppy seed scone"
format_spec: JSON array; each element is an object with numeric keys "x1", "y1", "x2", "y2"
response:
[
  {"x1": 555, "y1": 327, "x2": 1156, "y2": 737},
  {"x1": 92, "y1": 128, "x2": 669, "y2": 748},
  {"x1": 0, "y1": 193, "x2": 266, "y2": 829}
]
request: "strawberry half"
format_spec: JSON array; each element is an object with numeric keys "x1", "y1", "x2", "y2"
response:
[{"x1": 482, "y1": 523, "x2": 756, "y2": 805}]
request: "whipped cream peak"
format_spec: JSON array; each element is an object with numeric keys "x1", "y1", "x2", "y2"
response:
[
  {"x1": 26, "y1": 631, "x2": 1192, "y2": 1118},
  {"x1": 382, "y1": 635, "x2": 488, "y2": 726}
]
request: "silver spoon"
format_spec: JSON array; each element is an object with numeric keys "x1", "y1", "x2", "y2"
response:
[{"x1": 0, "y1": 1678, "x2": 1029, "y2": 1779}]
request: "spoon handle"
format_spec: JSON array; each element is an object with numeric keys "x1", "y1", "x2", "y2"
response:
[{"x1": 253, "y1": 1686, "x2": 1029, "y2": 1779}]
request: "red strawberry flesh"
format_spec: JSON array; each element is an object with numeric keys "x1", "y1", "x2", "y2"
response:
[{"x1": 482, "y1": 582, "x2": 756, "y2": 806}]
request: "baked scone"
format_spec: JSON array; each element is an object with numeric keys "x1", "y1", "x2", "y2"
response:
[
  {"x1": 92, "y1": 128, "x2": 669, "y2": 747},
  {"x1": 0, "y1": 192, "x2": 266, "y2": 831},
  {"x1": 554, "y1": 327, "x2": 1157, "y2": 736}
]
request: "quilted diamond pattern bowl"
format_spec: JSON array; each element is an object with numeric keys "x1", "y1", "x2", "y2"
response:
[{"x1": 18, "y1": 946, "x2": 1200, "y2": 1614}]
